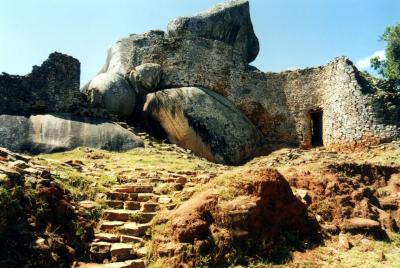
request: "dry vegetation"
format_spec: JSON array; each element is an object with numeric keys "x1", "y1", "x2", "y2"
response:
[{"x1": 4, "y1": 139, "x2": 397, "y2": 267}]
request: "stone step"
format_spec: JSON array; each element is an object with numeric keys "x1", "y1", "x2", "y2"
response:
[
  {"x1": 89, "y1": 241, "x2": 111, "y2": 263},
  {"x1": 112, "y1": 184, "x2": 153, "y2": 194},
  {"x1": 110, "y1": 243, "x2": 135, "y2": 261},
  {"x1": 103, "y1": 210, "x2": 156, "y2": 222},
  {"x1": 141, "y1": 202, "x2": 160, "y2": 212},
  {"x1": 137, "y1": 193, "x2": 155, "y2": 202},
  {"x1": 98, "y1": 221, "x2": 125, "y2": 232},
  {"x1": 103, "y1": 209, "x2": 138, "y2": 221},
  {"x1": 134, "y1": 212, "x2": 156, "y2": 223},
  {"x1": 107, "y1": 192, "x2": 138, "y2": 201},
  {"x1": 119, "y1": 223, "x2": 151, "y2": 237},
  {"x1": 124, "y1": 201, "x2": 140, "y2": 210},
  {"x1": 105, "y1": 200, "x2": 124, "y2": 209},
  {"x1": 74, "y1": 259, "x2": 145, "y2": 268},
  {"x1": 95, "y1": 233, "x2": 120, "y2": 242},
  {"x1": 136, "y1": 178, "x2": 153, "y2": 184},
  {"x1": 120, "y1": 235, "x2": 144, "y2": 244},
  {"x1": 173, "y1": 177, "x2": 187, "y2": 184},
  {"x1": 148, "y1": 178, "x2": 163, "y2": 184},
  {"x1": 157, "y1": 195, "x2": 172, "y2": 204}
]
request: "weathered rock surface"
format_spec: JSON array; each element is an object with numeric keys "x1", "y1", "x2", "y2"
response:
[
  {"x1": 93, "y1": 30, "x2": 237, "y2": 97},
  {"x1": 85, "y1": 73, "x2": 136, "y2": 118},
  {"x1": 340, "y1": 218, "x2": 381, "y2": 233},
  {"x1": 1, "y1": 0, "x2": 396, "y2": 167},
  {"x1": 0, "y1": 52, "x2": 82, "y2": 115},
  {"x1": 86, "y1": 0, "x2": 399, "y2": 150},
  {"x1": 0, "y1": 113, "x2": 143, "y2": 153},
  {"x1": 129, "y1": 63, "x2": 162, "y2": 90},
  {"x1": 151, "y1": 168, "x2": 318, "y2": 267},
  {"x1": 167, "y1": 0, "x2": 259, "y2": 63},
  {"x1": 143, "y1": 87, "x2": 263, "y2": 164},
  {"x1": 0, "y1": 148, "x2": 94, "y2": 268},
  {"x1": 229, "y1": 57, "x2": 400, "y2": 148}
]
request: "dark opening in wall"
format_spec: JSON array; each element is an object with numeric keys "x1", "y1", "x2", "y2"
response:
[{"x1": 311, "y1": 111, "x2": 323, "y2": 147}]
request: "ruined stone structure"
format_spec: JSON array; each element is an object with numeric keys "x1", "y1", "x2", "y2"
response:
[
  {"x1": 0, "y1": 53, "x2": 144, "y2": 153},
  {"x1": 0, "y1": 52, "x2": 82, "y2": 115},
  {"x1": 0, "y1": 0, "x2": 399, "y2": 161},
  {"x1": 230, "y1": 57, "x2": 400, "y2": 148},
  {"x1": 84, "y1": 0, "x2": 399, "y2": 152}
]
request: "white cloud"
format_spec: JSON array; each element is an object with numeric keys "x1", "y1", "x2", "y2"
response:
[{"x1": 355, "y1": 50, "x2": 386, "y2": 70}]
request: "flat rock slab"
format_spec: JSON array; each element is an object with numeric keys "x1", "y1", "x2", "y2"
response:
[
  {"x1": 95, "y1": 233, "x2": 120, "y2": 242},
  {"x1": 341, "y1": 218, "x2": 381, "y2": 232},
  {"x1": 120, "y1": 235, "x2": 144, "y2": 243},
  {"x1": 119, "y1": 223, "x2": 150, "y2": 237},
  {"x1": 110, "y1": 243, "x2": 134, "y2": 261},
  {"x1": 0, "y1": 113, "x2": 143, "y2": 154},
  {"x1": 75, "y1": 259, "x2": 144, "y2": 268},
  {"x1": 158, "y1": 196, "x2": 172, "y2": 204},
  {"x1": 112, "y1": 185, "x2": 153, "y2": 193},
  {"x1": 99, "y1": 221, "x2": 125, "y2": 231}
]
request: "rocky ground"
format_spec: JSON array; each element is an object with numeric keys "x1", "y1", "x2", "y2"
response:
[{"x1": 0, "y1": 137, "x2": 399, "y2": 267}]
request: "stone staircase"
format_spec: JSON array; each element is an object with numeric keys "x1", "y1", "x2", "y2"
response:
[{"x1": 74, "y1": 178, "x2": 177, "y2": 268}]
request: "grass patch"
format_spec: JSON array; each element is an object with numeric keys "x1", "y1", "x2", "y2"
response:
[
  {"x1": 38, "y1": 146, "x2": 222, "y2": 203},
  {"x1": 45, "y1": 163, "x2": 116, "y2": 201},
  {"x1": 40, "y1": 145, "x2": 219, "y2": 175}
]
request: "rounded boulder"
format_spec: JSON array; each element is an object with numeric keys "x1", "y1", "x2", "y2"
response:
[
  {"x1": 143, "y1": 86, "x2": 263, "y2": 165},
  {"x1": 86, "y1": 73, "x2": 136, "y2": 117}
]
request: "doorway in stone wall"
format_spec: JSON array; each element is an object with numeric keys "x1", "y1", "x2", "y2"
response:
[{"x1": 310, "y1": 110, "x2": 323, "y2": 147}]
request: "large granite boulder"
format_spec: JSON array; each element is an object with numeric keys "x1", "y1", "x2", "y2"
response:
[
  {"x1": 143, "y1": 87, "x2": 263, "y2": 164},
  {"x1": 85, "y1": 73, "x2": 136, "y2": 118},
  {"x1": 0, "y1": 114, "x2": 143, "y2": 153},
  {"x1": 92, "y1": 30, "x2": 238, "y2": 97},
  {"x1": 84, "y1": 1, "x2": 259, "y2": 101},
  {"x1": 129, "y1": 63, "x2": 162, "y2": 90},
  {"x1": 167, "y1": 0, "x2": 259, "y2": 63},
  {"x1": 0, "y1": 52, "x2": 82, "y2": 115}
]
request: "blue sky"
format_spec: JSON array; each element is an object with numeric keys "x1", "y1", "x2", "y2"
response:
[{"x1": 0, "y1": 0, "x2": 399, "y2": 85}]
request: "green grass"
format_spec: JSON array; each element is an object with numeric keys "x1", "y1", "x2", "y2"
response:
[
  {"x1": 40, "y1": 145, "x2": 219, "y2": 174},
  {"x1": 249, "y1": 232, "x2": 400, "y2": 268},
  {"x1": 36, "y1": 142, "x2": 400, "y2": 268},
  {"x1": 38, "y1": 145, "x2": 221, "y2": 202},
  {"x1": 41, "y1": 162, "x2": 116, "y2": 201},
  {"x1": 321, "y1": 233, "x2": 400, "y2": 268}
]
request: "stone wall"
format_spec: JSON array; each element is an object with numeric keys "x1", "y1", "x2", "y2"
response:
[
  {"x1": 91, "y1": 31, "x2": 239, "y2": 97},
  {"x1": 0, "y1": 52, "x2": 82, "y2": 115},
  {"x1": 228, "y1": 57, "x2": 400, "y2": 148},
  {"x1": 81, "y1": 0, "x2": 400, "y2": 151},
  {"x1": 87, "y1": 31, "x2": 400, "y2": 150}
]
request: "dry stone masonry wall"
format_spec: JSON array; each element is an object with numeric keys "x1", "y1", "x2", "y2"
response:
[
  {"x1": 0, "y1": 0, "x2": 399, "y2": 161},
  {"x1": 229, "y1": 57, "x2": 400, "y2": 148},
  {"x1": 91, "y1": 31, "x2": 239, "y2": 96},
  {"x1": 84, "y1": 0, "x2": 399, "y2": 152},
  {"x1": 0, "y1": 52, "x2": 82, "y2": 115}
]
